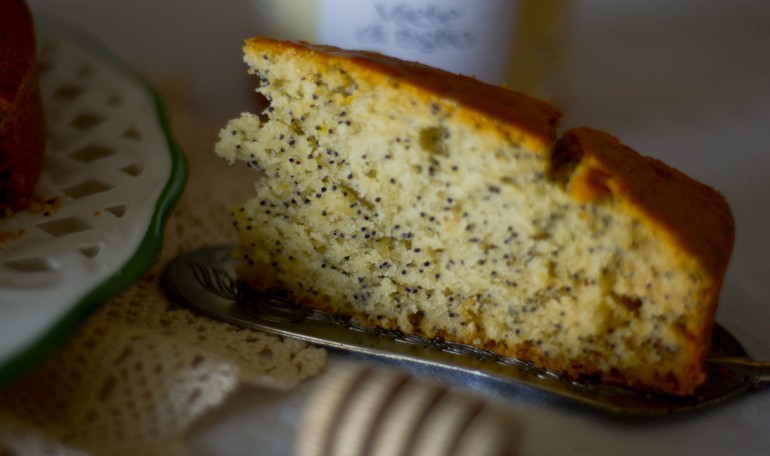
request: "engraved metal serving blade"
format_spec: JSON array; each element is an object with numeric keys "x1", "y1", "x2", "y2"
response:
[{"x1": 161, "y1": 245, "x2": 770, "y2": 415}]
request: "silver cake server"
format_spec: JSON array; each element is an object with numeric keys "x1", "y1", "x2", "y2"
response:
[{"x1": 161, "y1": 245, "x2": 769, "y2": 415}]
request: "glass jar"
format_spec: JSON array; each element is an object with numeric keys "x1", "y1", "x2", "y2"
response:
[{"x1": 248, "y1": 0, "x2": 571, "y2": 102}]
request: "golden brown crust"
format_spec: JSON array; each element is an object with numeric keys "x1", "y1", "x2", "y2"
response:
[
  {"x1": 243, "y1": 37, "x2": 561, "y2": 153},
  {"x1": 0, "y1": 0, "x2": 46, "y2": 212},
  {"x1": 551, "y1": 127, "x2": 735, "y2": 392},
  {"x1": 552, "y1": 128, "x2": 734, "y2": 282}
]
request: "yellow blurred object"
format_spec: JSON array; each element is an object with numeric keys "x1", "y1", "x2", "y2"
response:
[{"x1": 507, "y1": 0, "x2": 571, "y2": 101}]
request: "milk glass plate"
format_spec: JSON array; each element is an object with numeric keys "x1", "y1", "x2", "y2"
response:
[{"x1": 0, "y1": 23, "x2": 186, "y2": 385}]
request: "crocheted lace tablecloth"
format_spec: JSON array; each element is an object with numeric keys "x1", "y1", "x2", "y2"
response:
[{"x1": 0, "y1": 80, "x2": 327, "y2": 456}]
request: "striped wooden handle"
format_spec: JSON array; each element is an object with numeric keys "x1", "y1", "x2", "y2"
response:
[{"x1": 296, "y1": 363, "x2": 517, "y2": 456}]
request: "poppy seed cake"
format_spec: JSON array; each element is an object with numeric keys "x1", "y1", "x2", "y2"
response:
[{"x1": 215, "y1": 37, "x2": 734, "y2": 396}]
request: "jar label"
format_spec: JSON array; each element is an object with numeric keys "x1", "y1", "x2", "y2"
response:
[{"x1": 317, "y1": 0, "x2": 518, "y2": 84}]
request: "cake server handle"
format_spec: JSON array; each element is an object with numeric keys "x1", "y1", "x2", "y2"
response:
[{"x1": 708, "y1": 357, "x2": 770, "y2": 388}]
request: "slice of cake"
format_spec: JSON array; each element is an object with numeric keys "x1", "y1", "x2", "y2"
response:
[
  {"x1": 215, "y1": 37, "x2": 734, "y2": 396},
  {"x1": 0, "y1": 0, "x2": 46, "y2": 214}
]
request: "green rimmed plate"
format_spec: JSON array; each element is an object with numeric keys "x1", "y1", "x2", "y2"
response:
[{"x1": 0, "y1": 21, "x2": 187, "y2": 386}]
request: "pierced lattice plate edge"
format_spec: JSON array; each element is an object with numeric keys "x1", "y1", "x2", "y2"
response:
[{"x1": 0, "y1": 19, "x2": 187, "y2": 386}]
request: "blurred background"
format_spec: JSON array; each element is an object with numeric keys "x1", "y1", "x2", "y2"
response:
[{"x1": 23, "y1": 1, "x2": 770, "y2": 454}]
